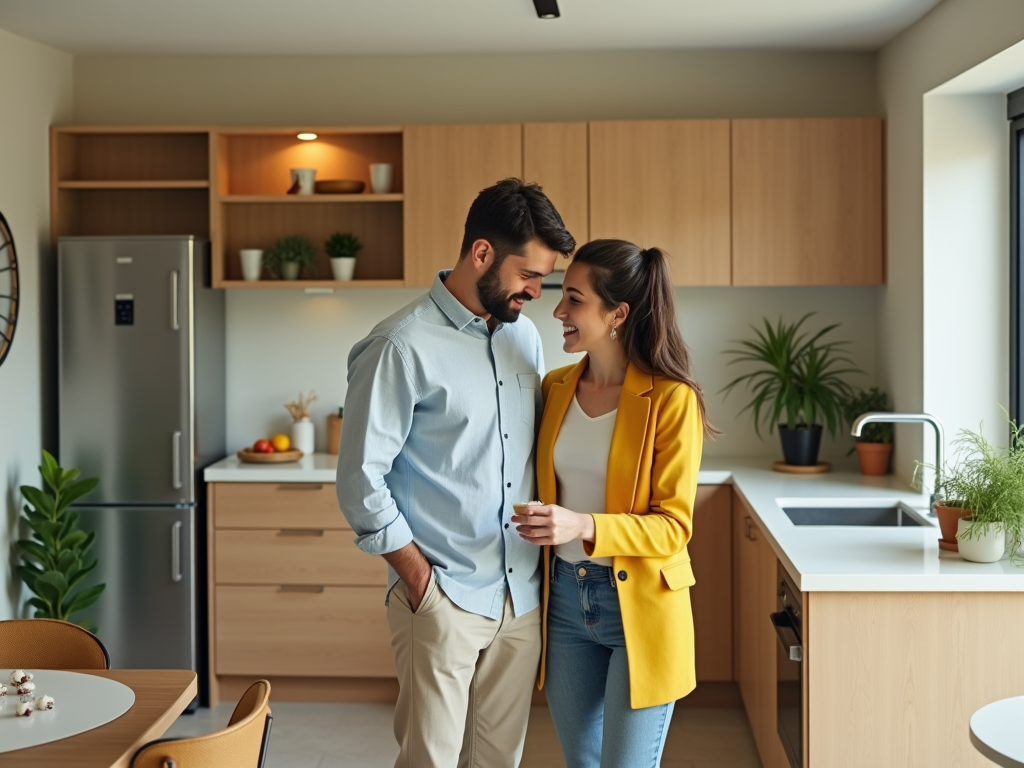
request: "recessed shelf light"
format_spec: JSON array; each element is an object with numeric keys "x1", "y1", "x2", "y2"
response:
[
  {"x1": 532, "y1": 0, "x2": 559, "y2": 19},
  {"x1": 297, "y1": 132, "x2": 318, "y2": 141}
]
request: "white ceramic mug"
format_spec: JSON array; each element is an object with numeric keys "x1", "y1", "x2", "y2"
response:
[
  {"x1": 290, "y1": 167, "x2": 317, "y2": 195},
  {"x1": 369, "y1": 163, "x2": 393, "y2": 194},
  {"x1": 239, "y1": 249, "x2": 263, "y2": 281}
]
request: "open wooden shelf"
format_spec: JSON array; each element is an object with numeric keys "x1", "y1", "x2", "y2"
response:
[
  {"x1": 220, "y1": 194, "x2": 402, "y2": 204},
  {"x1": 219, "y1": 279, "x2": 406, "y2": 289},
  {"x1": 58, "y1": 180, "x2": 210, "y2": 189}
]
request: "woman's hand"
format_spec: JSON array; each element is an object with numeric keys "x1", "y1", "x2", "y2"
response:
[{"x1": 513, "y1": 504, "x2": 596, "y2": 546}]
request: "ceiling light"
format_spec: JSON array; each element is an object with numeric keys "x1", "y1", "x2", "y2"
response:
[
  {"x1": 532, "y1": 0, "x2": 559, "y2": 19},
  {"x1": 297, "y1": 132, "x2": 318, "y2": 141}
]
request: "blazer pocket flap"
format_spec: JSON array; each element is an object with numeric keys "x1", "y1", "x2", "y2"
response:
[
  {"x1": 517, "y1": 373, "x2": 541, "y2": 389},
  {"x1": 661, "y1": 560, "x2": 696, "y2": 591}
]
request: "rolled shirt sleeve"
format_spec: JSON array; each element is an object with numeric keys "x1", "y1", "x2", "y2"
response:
[{"x1": 336, "y1": 334, "x2": 418, "y2": 556}]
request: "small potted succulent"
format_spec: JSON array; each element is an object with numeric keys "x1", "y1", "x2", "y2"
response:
[
  {"x1": 844, "y1": 387, "x2": 893, "y2": 475},
  {"x1": 265, "y1": 234, "x2": 316, "y2": 280},
  {"x1": 721, "y1": 313, "x2": 862, "y2": 468},
  {"x1": 325, "y1": 232, "x2": 363, "y2": 282}
]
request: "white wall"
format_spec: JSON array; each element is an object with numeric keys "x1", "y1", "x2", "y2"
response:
[
  {"x1": 879, "y1": 0, "x2": 1024, "y2": 483},
  {"x1": 227, "y1": 285, "x2": 879, "y2": 464},
  {"x1": 0, "y1": 28, "x2": 74, "y2": 619}
]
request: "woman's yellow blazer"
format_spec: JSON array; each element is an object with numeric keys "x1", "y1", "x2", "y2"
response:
[{"x1": 536, "y1": 358, "x2": 704, "y2": 709}]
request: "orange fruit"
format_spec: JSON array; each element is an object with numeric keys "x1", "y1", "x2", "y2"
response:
[{"x1": 271, "y1": 434, "x2": 291, "y2": 452}]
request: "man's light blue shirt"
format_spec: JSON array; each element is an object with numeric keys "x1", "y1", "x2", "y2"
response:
[{"x1": 336, "y1": 272, "x2": 544, "y2": 619}]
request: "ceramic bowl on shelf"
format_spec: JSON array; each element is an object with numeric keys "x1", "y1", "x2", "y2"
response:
[{"x1": 314, "y1": 180, "x2": 365, "y2": 194}]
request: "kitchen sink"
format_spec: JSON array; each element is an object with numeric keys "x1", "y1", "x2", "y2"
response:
[{"x1": 779, "y1": 501, "x2": 932, "y2": 527}]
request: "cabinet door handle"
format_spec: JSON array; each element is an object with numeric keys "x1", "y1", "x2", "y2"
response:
[
  {"x1": 172, "y1": 431, "x2": 182, "y2": 490},
  {"x1": 277, "y1": 483, "x2": 324, "y2": 491},
  {"x1": 744, "y1": 516, "x2": 757, "y2": 540},
  {"x1": 277, "y1": 529, "x2": 325, "y2": 537},
  {"x1": 171, "y1": 521, "x2": 183, "y2": 583},
  {"x1": 170, "y1": 270, "x2": 179, "y2": 331},
  {"x1": 279, "y1": 584, "x2": 325, "y2": 593}
]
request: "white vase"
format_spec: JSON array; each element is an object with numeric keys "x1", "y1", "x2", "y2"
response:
[
  {"x1": 370, "y1": 163, "x2": 393, "y2": 194},
  {"x1": 957, "y1": 518, "x2": 1006, "y2": 563},
  {"x1": 239, "y1": 249, "x2": 263, "y2": 281},
  {"x1": 291, "y1": 418, "x2": 314, "y2": 455},
  {"x1": 330, "y1": 257, "x2": 357, "y2": 281},
  {"x1": 290, "y1": 167, "x2": 316, "y2": 195}
]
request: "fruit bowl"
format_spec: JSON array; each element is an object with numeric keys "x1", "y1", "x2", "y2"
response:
[
  {"x1": 314, "y1": 180, "x2": 365, "y2": 194},
  {"x1": 237, "y1": 449, "x2": 304, "y2": 463}
]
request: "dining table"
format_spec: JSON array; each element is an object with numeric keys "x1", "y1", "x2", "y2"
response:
[{"x1": 3, "y1": 668, "x2": 197, "y2": 768}]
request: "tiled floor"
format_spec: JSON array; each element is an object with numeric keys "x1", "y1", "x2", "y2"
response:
[{"x1": 164, "y1": 702, "x2": 761, "y2": 768}]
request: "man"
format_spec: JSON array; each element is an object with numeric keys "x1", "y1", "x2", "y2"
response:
[{"x1": 336, "y1": 178, "x2": 576, "y2": 768}]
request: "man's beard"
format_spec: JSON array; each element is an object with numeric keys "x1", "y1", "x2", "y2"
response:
[{"x1": 477, "y1": 258, "x2": 532, "y2": 324}]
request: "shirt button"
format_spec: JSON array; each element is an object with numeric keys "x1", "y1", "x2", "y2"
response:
[
  {"x1": 577, "y1": 567, "x2": 587, "y2": 577},
  {"x1": 504, "y1": 523, "x2": 509, "y2": 529},
  {"x1": 508, "y1": 568, "x2": 513, "y2": 573},
  {"x1": 504, "y1": 433, "x2": 508, "y2": 439},
  {"x1": 507, "y1": 482, "x2": 511, "y2": 488},
  {"x1": 617, "y1": 570, "x2": 628, "y2": 582},
  {"x1": 499, "y1": 380, "x2": 503, "y2": 386}
]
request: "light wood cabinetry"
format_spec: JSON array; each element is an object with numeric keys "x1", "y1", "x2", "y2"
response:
[
  {"x1": 523, "y1": 122, "x2": 589, "y2": 264},
  {"x1": 690, "y1": 485, "x2": 733, "y2": 682},
  {"x1": 733, "y1": 492, "x2": 789, "y2": 768},
  {"x1": 50, "y1": 127, "x2": 212, "y2": 245},
  {"x1": 212, "y1": 128, "x2": 405, "y2": 288},
  {"x1": 589, "y1": 120, "x2": 732, "y2": 286},
  {"x1": 403, "y1": 124, "x2": 523, "y2": 287},
  {"x1": 208, "y1": 482, "x2": 393, "y2": 705},
  {"x1": 732, "y1": 118, "x2": 884, "y2": 286}
]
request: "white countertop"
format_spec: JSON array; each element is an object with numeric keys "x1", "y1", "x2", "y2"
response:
[{"x1": 204, "y1": 454, "x2": 1024, "y2": 591}]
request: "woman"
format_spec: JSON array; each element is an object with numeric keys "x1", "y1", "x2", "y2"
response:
[{"x1": 513, "y1": 239, "x2": 714, "y2": 768}]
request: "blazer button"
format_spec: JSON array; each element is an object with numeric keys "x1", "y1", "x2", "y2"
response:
[{"x1": 617, "y1": 570, "x2": 627, "y2": 582}]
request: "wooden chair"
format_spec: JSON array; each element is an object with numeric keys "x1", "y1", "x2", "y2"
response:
[
  {"x1": 131, "y1": 679, "x2": 273, "y2": 768},
  {"x1": 0, "y1": 618, "x2": 109, "y2": 669}
]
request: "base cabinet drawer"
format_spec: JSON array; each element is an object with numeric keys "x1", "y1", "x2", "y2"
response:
[
  {"x1": 215, "y1": 585, "x2": 394, "y2": 677},
  {"x1": 214, "y1": 483, "x2": 348, "y2": 529},
  {"x1": 214, "y1": 529, "x2": 386, "y2": 586}
]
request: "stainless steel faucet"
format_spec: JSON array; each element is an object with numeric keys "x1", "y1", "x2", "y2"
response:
[{"x1": 850, "y1": 412, "x2": 945, "y2": 512}]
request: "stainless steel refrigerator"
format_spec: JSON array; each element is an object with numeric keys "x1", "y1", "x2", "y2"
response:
[{"x1": 59, "y1": 236, "x2": 224, "y2": 698}]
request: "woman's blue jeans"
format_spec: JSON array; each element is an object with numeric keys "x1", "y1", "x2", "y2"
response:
[{"x1": 544, "y1": 557, "x2": 675, "y2": 768}]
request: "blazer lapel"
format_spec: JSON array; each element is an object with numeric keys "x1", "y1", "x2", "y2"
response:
[
  {"x1": 606, "y1": 364, "x2": 653, "y2": 514},
  {"x1": 536, "y1": 359, "x2": 588, "y2": 505}
]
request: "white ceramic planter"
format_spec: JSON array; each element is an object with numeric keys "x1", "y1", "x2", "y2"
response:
[
  {"x1": 957, "y1": 518, "x2": 1006, "y2": 563},
  {"x1": 239, "y1": 249, "x2": 263, "y2": 281},
  {"x1": 280, "y1": 261, "x2": 301, "y2": 280},
  {"x1": 330, "y1": 257, "x2": 356, "y2": 281},
  {"x1": 290, "y1": 418, "x2": 314, "y2": 455}
]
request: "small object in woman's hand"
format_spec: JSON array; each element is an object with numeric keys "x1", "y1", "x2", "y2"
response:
[
  {"x1": 34, "y1": 695, "x2": 55, "y2": 711},
  {"x1": 16, "y1": 701, "x2": 32, "y2": 716},
  {"x1": 512, "y1": 500, "x2": 543, "y2": 517},
  {"x1": 16, "y1": 681, "x2": 35, "y2": 695},
  {"x1": 10, "y1": 669, "x2": 31, "y2": 685}
]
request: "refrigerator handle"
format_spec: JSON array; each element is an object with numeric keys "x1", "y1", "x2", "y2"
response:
[
  {"x1": 172, "y1": 431, "x2": 182, "y2": 490},
  {"x1": 171, "y1": 521, "x2": 183, "y2": 583},
  {"x1": 170, "y1": 270, "x2": 179, "y2": 331}
]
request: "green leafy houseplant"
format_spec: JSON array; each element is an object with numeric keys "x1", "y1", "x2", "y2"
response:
[
  {"x1": 16, "y1": 451, "x2": 106, "y2": 629},
  {"x1": 325, "y1": 232, "x2": 363, "y2": 260},
  {"x1": 265, "y1": 234, "x2": 316, "y2": 279},
  {"x1": 843, "y1": 387, "x2": 893, "y2": 444},
  {"x1": 721, "y1": 314, "x2": 861, "y2": 435}
]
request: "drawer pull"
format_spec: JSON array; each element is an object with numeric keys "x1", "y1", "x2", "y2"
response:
[
  {"x1": 279, "y1": 585, "x2": 325, "y2": 593},
  {"x1": 277, "y1": 529, "x2": 325, "y2": 537},
  {"x1": 744, "y1": 516, "x2": 757, "y2": 541},
  {"x1": 277, "y1": 483, "x2": 324, "y2": 491}
]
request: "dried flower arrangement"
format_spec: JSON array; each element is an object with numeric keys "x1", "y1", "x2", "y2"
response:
[{"x1": 285, "y1": 390, "x2": 318, "y2": 422}]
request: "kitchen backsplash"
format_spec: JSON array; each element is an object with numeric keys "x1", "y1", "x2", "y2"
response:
[{"x1": 226, "y1": 284, "x2": 880, "y2": 464}]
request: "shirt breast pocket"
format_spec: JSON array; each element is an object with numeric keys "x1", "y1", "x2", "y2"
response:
[{"x1": 517, "y1": 373, "x2": 541, "y2": 427}]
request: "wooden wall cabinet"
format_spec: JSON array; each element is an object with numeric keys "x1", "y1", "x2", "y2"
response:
[
  {"x1": 403, "y1": 124, "x2": 523, "y2": 287},
  {"x1": 689, "y1": 485, "x2": 733, "y2": 682},
  {"x1": 589, "y1": 120, "x2": 732, "y2": 286},
  {"x1": 732, "y1": 118, "x2": 884, "y2": 286},
  {"x1": 208, "y1": 482, "x2": 393, "y2": 705},
  {"x1": 50, "y1": 127, "x2": 212, "y2": 245},
  {"x1": 523, "y1": 122, "x2": 590, "y2": 266}
]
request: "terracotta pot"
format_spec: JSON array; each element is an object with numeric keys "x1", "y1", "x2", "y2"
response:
[
  {"x1": 935, "y1": 503, "x2": 970, "y2": 546},
  {"x1": 326, "y1": 414, "x2": 343, "y2": 455},
  {"x1": 855, "y1": 442, "x2": 892, "y2": 476}
]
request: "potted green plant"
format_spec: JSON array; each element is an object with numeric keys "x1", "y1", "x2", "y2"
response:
[
  {"x1": 265, "y1": 234, "x2": 316, "y2": 280},
  {"x1": 923, "y1": 413, "x2": 1024, "y2": 563},
  {"x1": 721, "y1": 314, "x2": 862, "y2": 468},
  {"x1": 843, "y1": 387, "x2": 893, "y2": 476},
  {"x1": 325, "y1": 232, "x2": 363, "y2": 282},
  {"x1": 16, "y1": 450, "x2": 106, "y2": 630}
]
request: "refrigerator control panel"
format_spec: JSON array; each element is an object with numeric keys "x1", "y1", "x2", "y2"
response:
[{"x1": 115, "y1": 295, "x2": 134, "y2": 326}]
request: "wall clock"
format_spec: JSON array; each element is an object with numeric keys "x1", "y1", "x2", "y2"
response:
[{"x1": 0, "y1": 211, "x2": 18, "y2": 369}]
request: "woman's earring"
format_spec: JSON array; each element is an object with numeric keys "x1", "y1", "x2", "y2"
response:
[{"x1": 610, "y1": 325, "x2": 618, "y2": 341}]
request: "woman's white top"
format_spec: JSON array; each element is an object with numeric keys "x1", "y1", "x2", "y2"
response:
[{"x1": 553, "y1": 394, "x2": 617, "y2": 567}]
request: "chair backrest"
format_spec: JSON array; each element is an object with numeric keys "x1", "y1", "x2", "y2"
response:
[
  {"x1": 0, "y1": 618, "x2": 109, "y2": 669},
  {"x1": 131, "y1": 679, "x2": 273, "y2": 768}
]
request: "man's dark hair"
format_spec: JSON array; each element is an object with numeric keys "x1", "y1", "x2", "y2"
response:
[{"x1": 459, "y1": 178, "x2": 576, "y2": 261}]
